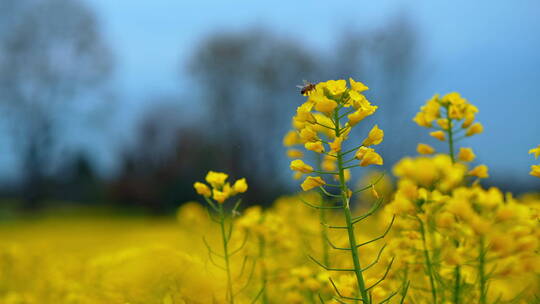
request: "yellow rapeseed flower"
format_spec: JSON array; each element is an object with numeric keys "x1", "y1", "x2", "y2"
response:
[
  {"x1": 466, "y1": 122, "x2": 483, "y2": 137},
  {"x1": 283, "y1": 130, "x2": 300, "y2": 147},
  {"x1": 442, "y1": 92, "x2": 466, "y2": 106},
  {"x1": 436, "y1": 118, "x2": 450, "y2": 130},
  {"x1": 462, "y1": 113, "x2": 475, "y2": 128},
  {"x1": 529, "y1": 145, "x2": 540, "y2": 159},
  {"x1": 417, "y1": 143, "x2": 435, "y2": 155},
  {"x1": 349, "y1": 78, "x2": 369, "y2": 92},
  {"x1": 313, "y1": 95, "x2": 337, "y2": 114},
  {"x1": 290, "y1": 159, "x2": 314, "y2": 174},
  {"x1": 205, "y1": 171, "x2": 229, "y2": 188},
  {"x1": 232, "y1": 178, "x2": 248, "y2": 193},
  {"x1": 351, "y1": 94, "x2": 375, "y2": 112},
  {"x1": 362, "y1": 125, "x2": 384, "y2": 146},
  {"x1": 321, "y1": 79, "x2": 347, "y2": 96},
  {"x1": 286, "y1": 149, "x2": 304, "y2": 158},
  {"x1": 299, "y1": 127, "x2": 317, "y2": 142},
  {"x1": 347, "y1": 106, "x2": 376, "y2": 126},
  {"x1": 294, "y1": 102, "x2": 315, "y2": 124},
  {"x1": 458, "y1": 147, "x2": 476, "y2": 162},
  {"x1": 530, "y1": 165, "x2": 540, "y2": 178},
  {"x1": 305, "y1": 141, "x2": 325, "y2": 153},
  {"x1": 413, "y1": 112, "x2": 432, "y2": 128},
  {"x1": 430, "y1": 130, "x2": 446, "y2": 141},
  {"x1": 448, "y1": 104, "x2": 465, "y2": 120},
  {"x1": 413, "y1": 94, "x2": 440, "y2": 128},
  {"x1": 469, "y1": 164, "x2": 489, "y2": 178},
  {"x1": 355, "y1": 147, "x2": 383, "y2": 167},
  {"x1": 194, "y1": 182, "x2": 211, "y2": 197},
  {"x1": 301, "y1": 176, "x2": 326, "y2": 191},
  {"x1": 212, "y1": 189, "x2": 229, "y2": 203}
]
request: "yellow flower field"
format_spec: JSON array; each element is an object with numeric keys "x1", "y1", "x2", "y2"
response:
[{"x1": 1, "y1": 79, "x2": 539, "y2": 304}]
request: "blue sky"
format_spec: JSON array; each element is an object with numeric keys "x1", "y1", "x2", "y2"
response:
[{"x1": 3, "y1": 0, "x2": 539, "y2": 184}]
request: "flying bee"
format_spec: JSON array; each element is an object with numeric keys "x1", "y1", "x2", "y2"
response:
[{"x1": 296, "y1": 80, "x2": 316, "y2": 96}]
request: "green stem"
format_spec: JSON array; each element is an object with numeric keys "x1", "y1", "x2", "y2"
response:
[
  {"x1": 401, "y1": 265, "x2": 410, "y2": 301},
  {"x1": 446, "y1": 108, "x2": 461, "y2": 304},
  {"x1": 334, "y1": 109, "x2": 370, "y2": 304},
  {"x1": 419, "y1": 220, "x2": 437, "y2": 304},
  {"x1": 219, "y1": 203, "x2": 235, "y2": 304},
  {"x1": 478, "y1": 237, "x2": 487, "y2": 304},
  {"x1": 453, "y1": 265, "x2": 461, "y2": 304}
]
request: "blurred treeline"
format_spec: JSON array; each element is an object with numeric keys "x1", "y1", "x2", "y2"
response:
[{"x1": 0, "y1": 0, "x2": 432, "y2": 213}]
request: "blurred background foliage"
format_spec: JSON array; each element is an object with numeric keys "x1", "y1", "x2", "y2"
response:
[{"x1": 0, "y1": 0, "x2": 538, "y2": 215}]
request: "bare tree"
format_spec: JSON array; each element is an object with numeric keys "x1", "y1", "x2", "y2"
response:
[
  {"x1": 329, "y1": 13, "x2": 419, "y2": 167},
  {"x1": 109, "y1": 100, "x2": 224, "y2": 212},
  {"x1": 369, "y1": 13, "x2": 419, "y2": 165},
  {"x1": 0, "y1": 0, "x2": 113, "y2": 208},
  {"x1": 188, "y1": 28, "x2": 318, "y2": 203}
]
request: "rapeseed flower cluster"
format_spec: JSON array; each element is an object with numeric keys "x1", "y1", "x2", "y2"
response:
[{"x1": 194, "y1": 171, "x2": 247, "y2": 203}]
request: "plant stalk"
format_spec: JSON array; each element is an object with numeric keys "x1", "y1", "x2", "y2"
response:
[
  {"x1": 478, "y1": 237, "x2": 487, "y2": 304},
  {"x1": 334, "y1": 108, "x2": 370, "y2": 304},
  {"x1": 219, "y1": 203, "x2": 235, "y2": 304},
  {"x1": 419, "y1": 220, "x2": 437, "y2": 304}
]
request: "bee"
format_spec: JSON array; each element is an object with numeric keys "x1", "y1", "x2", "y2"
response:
[{"x1": 296, "y1": 80, "x2": 316, "y2": 96}]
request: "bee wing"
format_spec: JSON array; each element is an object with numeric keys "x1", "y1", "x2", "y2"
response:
[{"x1": 296, "y1": 85, "x2": 305, "y2": 89}]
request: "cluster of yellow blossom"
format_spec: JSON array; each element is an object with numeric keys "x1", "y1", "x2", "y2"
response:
[
  {"x1": 381, "y1": 92, "x2": 540, "y2": 303},
  {"x1": 385, "y1": 177, "x2": 540, "y2": 302},
  {"x1": 285, "y1": 78, "x2": 383, "y2": 191},
  {"x1": 194, "y1": 170, "x2": 247, "y2": 203},
  {"x1": 413, "y1": 93, "x2": 489, "y2": 181},
  {"x1": 529, "y1": 145, "x2": 540, "y2": 178},
  {"x1": 413, "y1": 93, "x2": 483, "y2": 157},
  {"x1": 414, "y1": 92, "x2": 482, "y2": 137}
]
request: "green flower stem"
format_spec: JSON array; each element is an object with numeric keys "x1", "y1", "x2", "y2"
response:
[
  {"x1": 400, "y1": 265, "x2": 410, "y2": 302},
  {"x1": 445, "y1": 109, "x2": 461, "y2": 303},
  {"x1": 334, "y1": 109, "x2": 370, "y2": 304},
  {"x1": 453, "y1": 265, "x2": 461, "y2": 304},
  {"x1": 419, "y1": 220, "x2": 437, "y2": 304},
  {"x1": 478, "y1": 237, "x2": 487, "y2": 304},
  {"x1": 218, "y1": 203, "x2": 235, "y2": 304}
]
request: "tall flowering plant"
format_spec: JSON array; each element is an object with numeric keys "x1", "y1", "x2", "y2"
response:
[
  {"x1": 194, "y1": 171, "x2": 261, "y2": 304},
  {"x1": 385, "y1": 93, "x2": 540, "y2": 304},
  {"x1": 288, "y1": 79, "x2": 402, "y2": 303}
]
